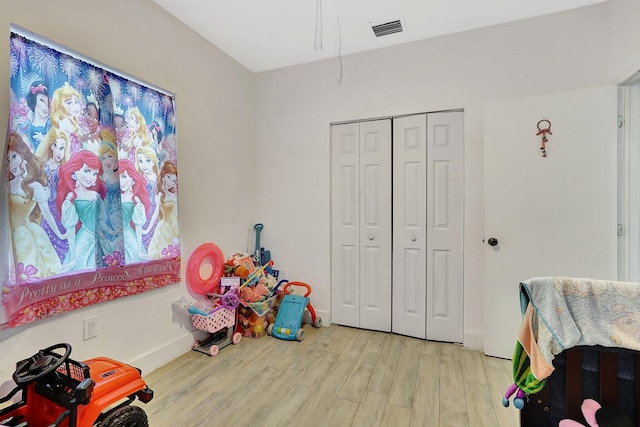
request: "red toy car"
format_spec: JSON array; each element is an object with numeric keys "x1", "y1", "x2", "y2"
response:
[{"x1": 0, "y1": 343, "x2": 153, "y2": 427}]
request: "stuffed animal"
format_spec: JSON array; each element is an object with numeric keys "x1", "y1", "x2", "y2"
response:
[
  {"x1": 238, "y1": 311, "x2": 250, "y2": 328},
  {"x1": 239, "y1": 286, "x2": 254, "y2": 303},
  {"x1": 223, "y1": 262, "x2": 235, "y2": 277},
  {"x1": 252, "y1": 282, "x2": 270, "y2": 301},
  {"x1": 502, "y1": 383, "x2": 526, "y2": 409},
  {"x1": 502, "y1": 339, "x2": 547, "y2": 409},
  {"x1": 238, "y1": 284, "x2": 269, "y2": 303},
  {"x1": 559, "y1": 398, "x2": 633, "y2": 427},
  {"x1": 263, "y1": 274, "x2": 277, "y2": 291}
]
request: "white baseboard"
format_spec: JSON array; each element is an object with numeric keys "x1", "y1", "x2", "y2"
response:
[
  {"x1": 463, "y1": 331, "x2": 483, "y2": 352},
  {"x1": 302, "y1": 309, "x2": 330, "y2": 326},
  {"x1": 134, "y1": 309, "x2": 333, "y2": 376},
  {"x1": 130, "y1": 333, "x2": 195, "y2": 375},
  {"x1": 315, "y1": 310, "x2": 330, "y2": 326}
]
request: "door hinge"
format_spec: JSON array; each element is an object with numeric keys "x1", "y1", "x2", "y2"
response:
[
  {"x1": 618, "y1": 223, "x2": 624, "y2": 236},
  {"x1": 618, "y1": 115, "x2": 625, "y2": 128}
]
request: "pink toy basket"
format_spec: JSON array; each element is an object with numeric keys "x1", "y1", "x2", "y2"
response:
[
  {"x1": 191, "y1": 293, "x2": 239, "y2": 333},
  {"x1": 192, "y1": 307, "x2": 235, "y2": 333}
]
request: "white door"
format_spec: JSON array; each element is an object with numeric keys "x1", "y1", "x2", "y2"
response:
[
  {"x1": 483, "y1": 87, "x2": 618, "y2": 359},
  {"x1": 392, "y1": 112, "x2": 464, "y2": 341},
  {"x1": 393, "y1": 114, "x2": 427, "y2": 338},
  {"x1": 426, "y1": 112, "x2": 464, "y2": 342},
  {"x1": 359, "y1": 120, "x2": 392, "y2": 331},
  {"x1": 331, "y1": 122, "x2": 360, "y2": 327},
  {"x1": 331, "y1": 120, "x2": 392, "y2": 331}
]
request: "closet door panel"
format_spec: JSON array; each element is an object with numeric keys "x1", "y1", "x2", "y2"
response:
[
  {"x1": 393, "y1": 114, "x2": 427, "y2": 338},
  {"x1": 426, "y1": 111, "x2": 464, "y2": 343},
  {"x1": 359, "y1": 120, "x2": 392, "y2": 331},
  {"x1": 331, "y1": 123, "x2": 361, "y2": 327}
]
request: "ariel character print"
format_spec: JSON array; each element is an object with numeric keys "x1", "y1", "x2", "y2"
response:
[
  {"x1": 135, "y1": 145, "x2": 159, "y2": 250},
  {"x1": 56, "y1": 150, "x2": 106, "y2": 271},
  {"x1": 117, "y1": 158, "x2": 151, "y2": 264}
]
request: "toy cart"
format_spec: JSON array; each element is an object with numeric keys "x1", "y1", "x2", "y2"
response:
[{"x1": 191, "y1": 292, "x2": 243, "y2": 356}]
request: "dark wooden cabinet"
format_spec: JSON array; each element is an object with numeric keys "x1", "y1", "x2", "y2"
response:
[{"x1": 520, "y1": 346, "x2": 640, "y2": 426}]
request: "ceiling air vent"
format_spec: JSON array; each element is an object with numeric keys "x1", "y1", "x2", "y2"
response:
[{"x1": 371, "y1": 19, "x2": 403, "y2": 37}]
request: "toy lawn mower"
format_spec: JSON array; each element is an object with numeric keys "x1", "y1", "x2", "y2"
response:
[{"x1": 0, "y1": 343, "x2": 153, "y2": 427}]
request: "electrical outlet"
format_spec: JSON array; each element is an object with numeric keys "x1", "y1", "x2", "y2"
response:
[{"x1": 83, "y1": 316, "x2": 99, "y2": 340}]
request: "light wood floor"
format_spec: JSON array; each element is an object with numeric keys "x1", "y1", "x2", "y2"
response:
[{"x1": 139, "y1": 325, "x2": 519, "y2": 427}]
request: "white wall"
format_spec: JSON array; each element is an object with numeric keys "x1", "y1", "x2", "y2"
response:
[
  {"x1": 0, "y1": 0, "x2": 256, "y2": 382},
  {"x1": 607, "y1": 0, "x2": 640, "y2": 84},
  {"x1": 253, "y1": 1, "x2": 632, "y2": 350}
]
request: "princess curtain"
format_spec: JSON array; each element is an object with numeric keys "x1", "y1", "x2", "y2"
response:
[{"x1": 1, "y1": 29, "x2": 180, "y2": 328}]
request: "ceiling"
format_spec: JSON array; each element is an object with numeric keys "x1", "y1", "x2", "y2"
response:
[{"x1": 151, "y1": 0, "x2": 606, "y2": 73}]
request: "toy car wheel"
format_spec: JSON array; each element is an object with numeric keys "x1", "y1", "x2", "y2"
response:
[
  {"x1": 209, "y1": 345, "x2": 219, "y2": 356},
  {"x1": 191, "y1": 340, "x2": 200, "y2": 350},
  {"x1": 313, "y1": 317, "x2": 322, "y2": 328},
  {"x1": 296, "y1": 329, "x2": 304, "y2": 342},
  {"x1": 267, "y1": 323, "x2": 274, "y2": 336},
  {"x1": 100, "y1": 405, "x2": 148, "y2": 427},
  {"x1": 232, "y1": 332, "x2": 242, "y2": 344}
]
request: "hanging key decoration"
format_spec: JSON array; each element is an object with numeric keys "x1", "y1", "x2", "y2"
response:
[{"x1": 536, "y1": 119, "x2": 552, "y2": 157}]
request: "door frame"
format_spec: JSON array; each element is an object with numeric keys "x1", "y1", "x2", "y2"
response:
[{"x1": 618, "y1": 72, "x2": 640, "y2": 281}]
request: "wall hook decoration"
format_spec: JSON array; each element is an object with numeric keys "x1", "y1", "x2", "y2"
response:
[{"x1": 536, "y1": 119, "x2": 552, "y2": 157}]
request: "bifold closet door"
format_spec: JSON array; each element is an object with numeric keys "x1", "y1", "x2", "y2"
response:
[
  {"x1": 392, "y1": 114, "x2": 427, "y2": 338},
  {"x1": 425, "y1": 111, "x2": 464, "y2": 343},
  {"x1": 393, "y1": 111, "x2": 464, "y2": 342},
  {"x1": 331, "y1": 120, "x2": 392, "y2": 331}
]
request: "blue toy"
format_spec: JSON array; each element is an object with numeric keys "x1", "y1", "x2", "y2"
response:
[{"x1": 267, "y1": 281, "x2": 322, "y2": 341}]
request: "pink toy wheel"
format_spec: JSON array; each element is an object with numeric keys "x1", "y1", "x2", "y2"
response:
[
  {"x1": 232, "y1": 332, "x2": 242, "y2": 344},
  {"x1": 191, "y1": 340, "x2": 200, "y2": 350},
  {"x1": 209, "y1": 345, "x2": 219, "y2": 356},
  {"x1": 186, "y1": 243, "x2": 224, "y2": 295}
]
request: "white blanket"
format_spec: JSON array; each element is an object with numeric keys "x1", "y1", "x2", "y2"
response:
[{"x1": 518, "y1": 277, "x2": 640, "y2": 380}]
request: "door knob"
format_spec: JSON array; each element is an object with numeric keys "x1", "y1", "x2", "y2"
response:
[
  {"x1": 410, "y1": 235, "x2": 417, "y2": 241},
  {"x1": 368, "y1": 235, "x2": 374, "y2": 241},
  {"x1": 487, "y1": 237, "x2": 498, "y2": 246}
]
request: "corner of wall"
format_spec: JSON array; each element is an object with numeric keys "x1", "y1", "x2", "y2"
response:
[{"x1": 464, "y1": 331, "x2": 484, "y2": 353}]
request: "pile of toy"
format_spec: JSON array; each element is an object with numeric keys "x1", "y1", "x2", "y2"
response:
[
  {"x1": 185, "y1": 224, "x2": 285, "y2": 339},
  {"x1": 224, "y1": 252, "x2": 284, "y2": 338}
]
